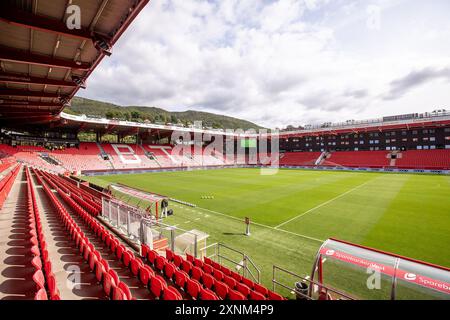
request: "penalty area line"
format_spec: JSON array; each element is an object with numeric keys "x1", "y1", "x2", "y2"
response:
[
  {"x1": 194, "y1": 206, "x2": 323, "y2": 243},
  {"x1": 274, "y1": 178, "x2": 376, "y2": 229}
]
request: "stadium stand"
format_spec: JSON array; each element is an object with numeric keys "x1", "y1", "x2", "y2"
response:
[
  {"x1": 279, "y1": 152, "x2": 321, "y2": 166},
  {"x1": 395, "y1": 150, "x2": 450, "y2": 170},
  {"x1": 51, "y1": 143, "x2": 112, "y2": 172},
  {"x1": 322, "y1": 151, "x2": 391, "y2": 168}
]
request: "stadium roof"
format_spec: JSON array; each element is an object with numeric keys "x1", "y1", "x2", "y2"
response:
[{"x1": 0, "y1": 0, "x2": 149, "y2": 126}]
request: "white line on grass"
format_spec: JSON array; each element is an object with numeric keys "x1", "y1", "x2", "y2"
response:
[
  {"x1": 275, "y1": 179, "x2": 375, "y2": 229},
  {"x1": 195, "y1": 206, "x2": 323, "y2": 243}
]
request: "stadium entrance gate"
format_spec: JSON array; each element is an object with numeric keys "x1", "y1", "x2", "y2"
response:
[{"x1": 273, "y1": 238, "x2": 450, "y2": 300}]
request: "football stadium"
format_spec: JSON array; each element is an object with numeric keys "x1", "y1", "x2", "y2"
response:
[{"x1": 0, "y1": 0, "x2": 449, "y2": 304}]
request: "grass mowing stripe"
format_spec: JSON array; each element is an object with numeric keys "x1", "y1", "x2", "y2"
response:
[
  {"x1": 275, "y1": 177, "x2": 378, "y2": 229},
  {"x1": 194, "y1": 205, "x2": 324, "y2": 243}
]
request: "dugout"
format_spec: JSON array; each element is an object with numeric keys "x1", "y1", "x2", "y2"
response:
[{"x1": 311, "y1": 238, "x2": 450, "y2": 300}]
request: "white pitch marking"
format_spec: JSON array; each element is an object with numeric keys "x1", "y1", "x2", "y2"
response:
[
  {"x1": 196, "y1": 206, "x2": 323, "y2": 243},
  {"x1": 275, "y1": 179, "x2": 376, "y2": 229}
]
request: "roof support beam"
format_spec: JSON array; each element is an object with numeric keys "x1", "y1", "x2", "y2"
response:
[
  {"x1": 0, "y1": 46, "x2": 91, "y2": 70},
  {"x1": 0, "y1": 6, "x2": 93, "y2": 41},
  {"x1": 0, "y1": 100, "x2": 63, "y2": 107},
  {"x1": 0, "y1": 71, "x2": 77, "y2": 87},
  {"x1": 0, "y1": 88, "x2": 66, "y2": 99}
]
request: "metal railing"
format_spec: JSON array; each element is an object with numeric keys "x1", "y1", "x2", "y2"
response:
[
  {"x1": 272, "y1": 265, "x2": 355, "y2": 300},
  {"x1": 205, "y1": 243, "x2": 261, "y2": 284}
]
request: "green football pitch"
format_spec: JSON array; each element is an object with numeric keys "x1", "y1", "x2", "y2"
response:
[{"x1": 84, "y1": 168, "x2": 450, "y2": 297}]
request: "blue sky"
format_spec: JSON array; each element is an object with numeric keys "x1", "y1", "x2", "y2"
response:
[{"x1": 79, "y1": 0, "x2": 450, "y2": 128}]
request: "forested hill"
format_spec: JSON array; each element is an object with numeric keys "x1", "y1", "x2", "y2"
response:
[{"x1": 64, "y1": 97, "x2": 264, "y2": 130}]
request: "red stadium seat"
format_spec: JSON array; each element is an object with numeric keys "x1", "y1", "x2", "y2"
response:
[
  {"x1": 254, "y1": 283, "x2": 269, "y2": 296},
  {"x1": 229, "y1": 289, "x2": 246, "y2": 300},
  {"x1": 164, "y1": 262, "x2": 177, "y2": 280},
  {"x1": 174, "y1": 270, "x2": 189, "y2": 290},
  {"x1": 250, "y1": 290, "x2": 266, "y2": 300},
  {"x1": 200, "y1": 288, "x2": 219, "y2": 300},
  {"x1": 118, "y1": 282, "x2": 133, "y2": 300},
  {"x1": 122, "y1": 250, "x2": 134, "y2": 267},
  {"x1": 130, "y1": 257, "x2": 144, "y2": 276},
  {"x1": 203, "y1": 264, "x2": 213, "y2": 274},
  {"x1": 224, "y1": 275, "x2": 237, "y2": 289},
  {"x1": 112, "y1": 287, "x2": 127, "y2": 300},
  {"x1": 186, "y1": 253, "x2": 194, "y2": 263},
  {"x1": 215, "y1": 281, "x2": 229, "y2": 300},
  {"x1": 163, "y1": 286, "x2": 183, "y2": 300},
  {"x1": 103, "y1": 272, "x2": 117, "y2": 297},
  {"x1": 236, "y1": 282, "x2": 251, "y2": 298},
  {"x1": 186, "y1": 278, "x2": 202, "y2": 299},
  {"x1": 213, "y1": 269, "x2": 224, "y2": 282},
  {"x1": 173, "y1": 254, "x2": 182, "y2": 268},
  {"x1": 202, "y1": 272, "x2": 215, "y2": 290},
  {"x1": 141, "y1": 244, "x2": 151, "y2": 258},
  {"x1": 165, "y1": 248, "x2": 174, "y2": 261},
  {"x1": 116, "y1": 244, "x2": 125, "y2": 260},
  {"x1": 268, "y1": 290, "x2": 285, "y2": 300},
  {"x1": 34, "y1": 288, "x2": 48, "y2": 300},
  {"x1": 32, "y1": 270, "x2": 45, "y2": 290},
  {"x1": 148, "y1": 250, "x2": 157, "y2": 266},
  {"x1": 193, "y1": 258, "x2": 203, "y2": 268},
  {"x1": 139, "y1": 265, "x2": 155, "y2": 286},
  {"x1": 150, "y1": 275, "x2": 167, "y2": 298},
  {"x1": 242, "y1": 277, "x2": 255, "y2": 290},
  {"x1": 182, "y1": 260, "x2": 193, "y2": 275},
  {"x1": 191, "y1": 266, "x2": 203, "y2": 282},
  {"x1": 155, "y1": 255, "x2": 167, "y2": 273}
]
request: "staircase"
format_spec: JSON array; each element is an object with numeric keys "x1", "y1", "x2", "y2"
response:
[{"x1": 139, "y1": 145, "x2": 161, "y2": 168}]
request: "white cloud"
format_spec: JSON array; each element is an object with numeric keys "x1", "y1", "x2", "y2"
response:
[{"x1": 79, "y1": 0, "x2": 450, "y2": 128}]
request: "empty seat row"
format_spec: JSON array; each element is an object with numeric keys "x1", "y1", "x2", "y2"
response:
[
  {"x1": 35, "y1": 170, "x2": 134, "y2": 300},
  {"x1": 25, "y1": 167, "x2": 60, "y2": 300},
  {"x1": 201, "y1": 255, "x2": 284, "y2": 300},
  {"x1": 141, "y1": 244, "x2": 217, "y2": 300},
  {"x1": 0, "y1": 164, "x2": 20, "y2": 209},
  {"x1": 141, "y1": 245, "x2": 285, "y2": 300},
  {"x1": 38, "y1": 170, "x2": 184, "y2": 300}
]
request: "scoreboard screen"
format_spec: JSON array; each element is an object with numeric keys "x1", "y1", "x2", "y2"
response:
[{"x1": 241, "y1": 139, "x2": 257, "y2": 148}]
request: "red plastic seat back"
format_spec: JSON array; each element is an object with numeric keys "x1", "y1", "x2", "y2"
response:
[
  {"x1": 155, "y1": 255, "x2": 167, "y2": 272},
  {"x1": 229, "y1": 289, "x2": 246, "y2": 300},
  {"x1": 242, "y1": 277, "x2": 255, "y2": 290},
  {"x1": 250, "y1": 290, "x2": 267, "y2": 300},
  {"x1": 163, "y1": 286, "x2": 183, "y2": 300},
  {"x1": 200, "y1": 288, "x2": 219, "y2": 300},
  {"x1": 164, "y1": 262, "x2": 176, "y2": 280},
  {"x1": 186, "y1": 278, "x2": 201, "y2": 299},
  {"x1": 224, "y1": 275, "x2": 237, "y2": 289},
  {"x1": 148, "y1": 250, "x2": 157, "y2": 265},
  {"x1": 182, "y1": 260, "x2": 192, "y2": 274},
  {"x1": 32, "y1": 269, "x2": 45, "y2": 290},
  {"x1": 191, "y1": 266, "x2": 203, "y2": 282},
  {"x1": 122, "y1": 250, "x2": 134, "y2": 267},
  {"x1": 215, "y1": 281, "x2": 229, "y2": 300},
  {"x1": 213, "y1": 269, "x2": 224, "y2": 282},
  {"x1": 118, "y1": 282, "x2": 133, "y2": 300},
  {"x1": 131, "y1": 257, "x2": 144, "y2": 276},
  {"x1": 268, "y1": 290, "x2": 285, "y2": 300},
  {"x1": 236, "y1": 282, "x2": 251, "y2": 298},
  {"x1": 165, "y1": 248, "x2": 174, "y2": 261},
  {"x1": 139, "y1": 265, "x2": 154, "y2": 286},
  {"x1": 34, "y1": 288, "x2": 48, "y2": 300},
  {"x1": 254, "y1": 283, "x2": 269, "y2": 296},
  {"x1": 174, "y1": 270, "x2": 189, "y2": 289},
  {"x1": 151, "y1": 275, "x2": 167, "y2": 298},
  {"x1": 202, "y1": 272, "x2": 215, "y2": 290}
]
